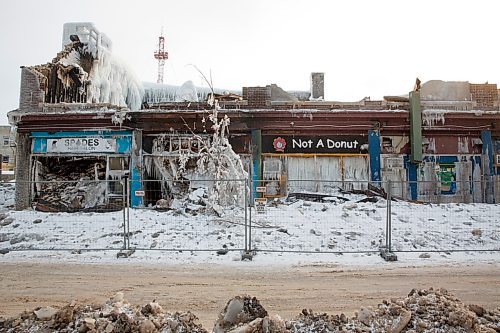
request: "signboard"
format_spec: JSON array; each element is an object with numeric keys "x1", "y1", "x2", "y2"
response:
[
  {"x1": 262, "y1": 135, "x2": 368, "y2": 154},
  {"x1": 134, "y1": 190, "x2": 145, "y2": 197},
  {"x1": 256, "y1": 186, "x2": 267, "y2": 193},
  {"x1": 47, "y1": 138, "x2": 116, "y2": 153},
  {"x1": 254, "y1": 198, "x2": 266, "y2": 214}
]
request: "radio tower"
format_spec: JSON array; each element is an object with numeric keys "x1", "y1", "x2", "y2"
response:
[{"x1": 154, "y1": 28, "x2": 169, "y2": 84}]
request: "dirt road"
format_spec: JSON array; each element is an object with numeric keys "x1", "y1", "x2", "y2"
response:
[{"x1": 0, "y1": 262, "x2": 499, "y2": 329}]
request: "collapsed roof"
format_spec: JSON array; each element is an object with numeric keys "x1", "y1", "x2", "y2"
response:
[{"x1": 23, "y1": 22, "x2": 144, "y2": 111}]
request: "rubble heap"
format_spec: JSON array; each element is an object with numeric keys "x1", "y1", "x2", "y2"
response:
[
  {"x1": 213, "y1": 296, "x2": 286, "y2": 333},
  {"x1": 33, "y1": 158, "x2": 110, "y2": 211},
  {"x1": 287, "y1": 287, "x2": 500, "y2": 333},
  {"x1": 0, "y1": 292, "x2": 207, "y2": 333},
  {"x1": 0, "y1": 288, "x2": 499, "y2": 333}
]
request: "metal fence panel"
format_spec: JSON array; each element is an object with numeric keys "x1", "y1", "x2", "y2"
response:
[
  {"x1": 249, "y1": 180, "x2": 387, "y2": 253},
  {"x1": 0, "y1": 180, "x2": 126, "y2": 251},
  {"x1": 128, "y1": 179, "x2": 247, "y2": 252},
  {"x1": 389, "y1": 180, "x2": 500, "y2": 252}
]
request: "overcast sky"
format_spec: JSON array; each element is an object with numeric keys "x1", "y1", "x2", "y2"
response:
[{"x1": 0, "y1": 0, "x2": 498, "y2": 125}]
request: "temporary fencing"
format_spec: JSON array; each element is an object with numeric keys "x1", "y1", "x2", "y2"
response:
[{"x1": 0, "y1": 178, "x2": 498, "y2": 258}]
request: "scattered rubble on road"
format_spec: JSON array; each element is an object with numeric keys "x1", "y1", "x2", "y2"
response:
[{"x1": 0, "y1": 288, "x2": 498, "y2": 332}]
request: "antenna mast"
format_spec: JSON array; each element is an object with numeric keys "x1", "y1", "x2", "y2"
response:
[{"x1": 154, "y1": 27, "x2": 169, "y2": 84}]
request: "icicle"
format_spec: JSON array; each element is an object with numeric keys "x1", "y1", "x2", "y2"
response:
[{"x1": 422, "y1": 110, "x2": 446, "y2": 127}]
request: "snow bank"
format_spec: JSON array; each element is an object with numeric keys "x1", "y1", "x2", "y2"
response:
[{"x1": 0, "y1": 181, "x2": 498, "y2": 267}]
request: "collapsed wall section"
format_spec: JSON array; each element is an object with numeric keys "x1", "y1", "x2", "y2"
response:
[{"x1": 17, "y1": 24, "x2": 143, "y2": 113}]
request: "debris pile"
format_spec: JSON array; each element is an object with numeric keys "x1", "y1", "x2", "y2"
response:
[
  {"x1": 213, "y1": 296, "x2": 286, "y2": 333},
  {"x1": 155, "y1": 187, "x2": 233, "y2": 218},
  {"x1": 288, "y1": 287, "x2": 500, "y2": 333},
  {"x1": 0, "y1": 288, "x2": 499, "y2": 332},
  {"x1": 0, "y1": 292, "x2": 207, "y2": 333},
  {"x1": 33, "y1": 158, "x2": 113, "y2": 212}
]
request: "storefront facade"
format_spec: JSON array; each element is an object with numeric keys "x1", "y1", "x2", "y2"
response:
[{"x1": 29, "y1": 130, "x2": 142, "y2": 208}]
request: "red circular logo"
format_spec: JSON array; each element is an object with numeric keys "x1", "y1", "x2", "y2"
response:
[{"x1": 273, "y1": 137, "x2": 286, "y2": 152}]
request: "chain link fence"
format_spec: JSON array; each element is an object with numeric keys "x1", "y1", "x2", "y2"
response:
[
  {"x1": 0, "y1": 180, "x2": 126, "y2": 251},
  {"x1": 388, "y1": 179, "x2": 500, "y2": 253},
  {"x1": 127, "y1": 179, "x2": 248, "y2": 253},
  {"x1": 249, "y1": 180, "x2": 385, "y2": 254},
  {"x1": 0, "y1": 178, "x2": 498, "y2": 257}
]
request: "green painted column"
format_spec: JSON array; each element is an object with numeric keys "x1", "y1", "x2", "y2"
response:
[{"x1": 409, "y1": 91, "x2": 422, "y2": 163}]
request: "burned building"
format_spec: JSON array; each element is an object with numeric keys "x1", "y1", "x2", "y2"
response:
[{"x1": 8, "y1": 23, "x2": 500, "y2": 211}]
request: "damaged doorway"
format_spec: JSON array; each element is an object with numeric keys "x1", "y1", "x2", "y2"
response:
[{"x1": 31, "y1": 155, "x2": 129, "y2": 211}]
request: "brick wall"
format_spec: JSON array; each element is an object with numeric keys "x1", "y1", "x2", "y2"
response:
[
  {"x1": 14, "y1": 132, "x2": 31, "y2": 210},
  {"x1": 19, "y1": 67, "x2": 44, "y2": 112},
  {"x1": 242, "y1": 86, "x2": 271, "y2": 108},
  {"x1": 470, "y1": 83, "x2": 498, "y2": 110}
]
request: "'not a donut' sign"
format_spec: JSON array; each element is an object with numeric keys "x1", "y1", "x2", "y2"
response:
[
  {"x1": 46, "y1": 138, "x2": 116, "y2": 153},
  {"x1": 262, "y1": 135, "x2": 368, "y2": 154}
]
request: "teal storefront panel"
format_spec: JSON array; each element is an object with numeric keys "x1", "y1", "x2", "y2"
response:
[{"x1": 31, "y1": 130, "x2": 132, "y2": 154}]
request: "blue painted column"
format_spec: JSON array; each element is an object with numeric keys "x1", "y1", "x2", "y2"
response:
[
  {"x1": 368, "y1": 129, "x2": 381, "y2": 184},
  {"x1": 251, "y1": 129, "x2": 262, "y2": 201},
  {"x1": 405, "y1": 156, "x2": 418, "y2": 200},
  {"x1": 481, "y1": 129, "x2": 494, "y2": 203},
  {"x1": 129, "y1": 129, "x2": 143, "y2": 207}
]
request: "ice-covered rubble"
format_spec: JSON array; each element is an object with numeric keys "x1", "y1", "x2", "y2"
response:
[
  {"x1": 1, "y1": 288, "x2": 498, "y2": 332},
  {"x1": 0, "y1": 293, "x2": 207, "y2": 333}
]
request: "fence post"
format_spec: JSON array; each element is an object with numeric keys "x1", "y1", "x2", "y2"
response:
[
  {"x1": 242, "y1": 177, "x2": 253, "y2": 261},
  {"x1": 380, "y1": 180, "x2": 397, "y2": 261},
  {"x1": 248, "y1": 178, "x2": 252, "y2": 254},
  {"x1": 121, "y1": 178, "x2": 127, "y2": 249},
  {"x1": 387, "y1": 180, "x2": 392, "y2": 252},
  {"x1": 126, "y1": 177, "x2": 131, "y2": 250},
  {"x1": 117, "y1": 177, "x2": 134, "y2": 258},
  {"x1": 244, "y1": 179, "x2": 248, "y2": 252}
]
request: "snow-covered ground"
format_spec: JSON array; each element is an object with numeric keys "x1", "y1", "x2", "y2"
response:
[{"x1": 0, "y1": 182, "x2": 499, "y2": 267}]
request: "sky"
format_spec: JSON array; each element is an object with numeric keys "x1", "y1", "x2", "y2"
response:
[{"x1": 0, "y1": 0, "x2": 498, "y2": 125}]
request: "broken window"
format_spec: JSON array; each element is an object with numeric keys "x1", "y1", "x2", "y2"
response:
[{"x1": 106, "y1": 156, "x2": 130, "y2": 198}]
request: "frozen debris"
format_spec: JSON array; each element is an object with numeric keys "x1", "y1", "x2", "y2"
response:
[
  {"x1": 30, "y1": 35, "x2": 143, "y2": 110},
  {"x1": 213, "y1": 295, "x2": 285, "y2": 333},
  {"x1": 0, "y1": 217, "x2": 13, "y2": 227},
  {"x1": 0, "y1": 293, "x2": 207, "y2": 333},
  {"x1": 34, "y1": 307, "x2": 58, "y2": 321},
  {"x1": 288, "y1": 288, "x2": 500, "y2": 332},
  {"x1": 32, "y1": 158, "x2": 111, "y2": 211},
  {"x1": 472, "y1": 228, "x2": 482, "y2": 237},
  {"x1": 156, "y1": 198, "x2": 171, "y2": 209},
  {"x1": 175, "y1": 80, "x2": 199, "y2": 102},
  {"x1": 84, "y1": 44, "x2": 144, "y2": 111},
  {"x1": 111, "y1": 110, "x2": 131, "y2": 126},
  {"x1": 1, "y1": 289, "x2": 499, "y2": 332}
]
